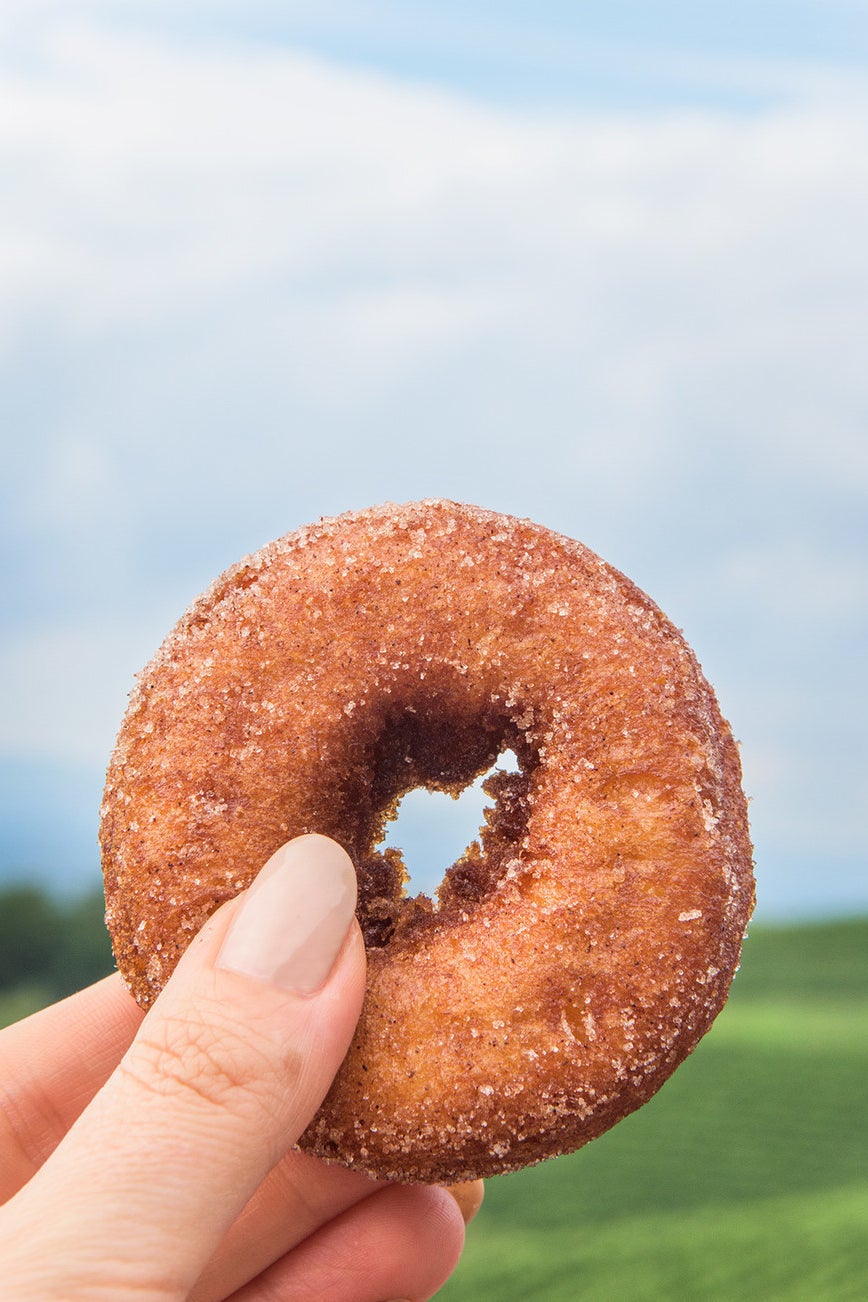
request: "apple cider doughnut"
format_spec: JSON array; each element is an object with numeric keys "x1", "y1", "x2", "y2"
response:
[{"x1": 101, "y1": 500, "x2": 754, "y2": 1183}]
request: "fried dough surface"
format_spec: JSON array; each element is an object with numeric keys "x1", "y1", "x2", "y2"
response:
[{"x1": 101, "y1": 500, "x2": 754, "y2": 1182}]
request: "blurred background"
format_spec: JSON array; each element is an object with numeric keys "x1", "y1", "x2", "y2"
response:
[{"x1": 1, "y1": 3, "x2": 866, "y2": 1297}]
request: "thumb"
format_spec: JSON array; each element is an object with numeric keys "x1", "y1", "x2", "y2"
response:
[{"x1": 3, "y1": 834, "x2": 365, "y2": 1300}]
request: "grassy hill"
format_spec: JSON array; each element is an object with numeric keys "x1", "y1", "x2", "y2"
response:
[{"x1": 444, "y1": 918, "x2": 868, "y2": 1300}]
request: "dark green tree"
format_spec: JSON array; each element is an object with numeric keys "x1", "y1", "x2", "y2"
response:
[
  {"x1": 0, "y1": 885, "x2": 63, "y2": 989},
  {"x1": 51, "y1": 889, "x2": 115, "y2": 997},
  {"x1": 0, "y1": 882, "x2": 115, "y2": 998}
]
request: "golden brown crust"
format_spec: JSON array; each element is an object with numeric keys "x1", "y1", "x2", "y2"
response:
[{"x1": 101, "y1": 500, "x2": 754, "y2": 1182}]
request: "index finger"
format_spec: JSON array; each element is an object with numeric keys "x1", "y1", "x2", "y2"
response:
[{"x1": 0, "y1": 973, "x2": 143, "y2": 1202}]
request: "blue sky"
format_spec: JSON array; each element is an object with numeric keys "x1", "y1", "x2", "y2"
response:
[
  {"x1": 1, "y1": 1, "x2": 866, "y2": 917},
  {"x1": 210, "y1": 1, "x2": 868, "y2": 107}
]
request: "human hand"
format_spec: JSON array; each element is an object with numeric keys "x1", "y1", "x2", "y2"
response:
[{"x1": 0, "y1": 834, "x2": 480, "y2": 1300}]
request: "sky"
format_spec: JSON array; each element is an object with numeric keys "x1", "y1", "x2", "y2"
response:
[{"x1": 1, "y1": 1, "x2": 866, "y2": 919}]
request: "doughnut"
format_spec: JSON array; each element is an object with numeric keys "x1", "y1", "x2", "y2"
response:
[{"x1": 100, "y1": 500, "x2": 753, "y2": 1183}]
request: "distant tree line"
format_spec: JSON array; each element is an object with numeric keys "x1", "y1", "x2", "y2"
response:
[{"x1": 0, "y1": 883, "x2": 115, "y2": 1000}]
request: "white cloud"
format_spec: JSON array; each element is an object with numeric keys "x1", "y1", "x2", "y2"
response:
[
  {"x1": 3, "y1": 25, "x2": 865, "y2": 530},
  {"x1": 0, "y1": 621, "x2": 150, "y2": 766}
]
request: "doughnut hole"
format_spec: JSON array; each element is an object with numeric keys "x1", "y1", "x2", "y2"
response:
[
  {"x1": 350, "y1": 702, "x2": 537, "y2": 949},
  {"x1": 378, "y1": 750, "x2": 521, "y2": 899}
]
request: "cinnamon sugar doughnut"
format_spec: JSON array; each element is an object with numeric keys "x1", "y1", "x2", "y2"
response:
[{"x1": 100, "y1": 500, "x2": 753, "y2": 1183}]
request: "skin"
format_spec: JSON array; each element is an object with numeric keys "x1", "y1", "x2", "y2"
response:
[{"x1": 0, "y1": 838, "x2": 482, "y2": 1301}]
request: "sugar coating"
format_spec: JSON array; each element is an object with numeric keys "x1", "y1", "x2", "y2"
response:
[{"x1": 100, "y1": 499, "x2": 754, "y2": 1183}]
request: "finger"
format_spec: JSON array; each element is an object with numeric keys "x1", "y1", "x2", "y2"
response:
[
  {"x1": 190, "y1": 1150, "x2": 385, "y2": 1302},
  {"x1": 0, "y1": 974, "x2": 143, "y2": 1201},
  {"x1": 229, "y1": 1183, "x2": 466, "y2": 1302},
  {"x1": 446, "y1": 1179, "x2": 485, "y2": 1225},
  {"x1": 1, "y1": 834, "x2": 365, "y2": 1301},
  {"x1": 192, "y1": 1156, "x2": 483, "y2": 1298}
]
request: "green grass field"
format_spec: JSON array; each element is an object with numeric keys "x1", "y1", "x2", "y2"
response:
[
  {"x1": 444, "y1": 918, "x2": 868, "y2": 1300},
  {"x1": 1, "y1": 918, "x2": 865, "y2": 1298}
]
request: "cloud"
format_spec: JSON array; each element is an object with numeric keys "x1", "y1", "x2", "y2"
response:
[
  {"x1": 1, "y1": 13, "x2": 866, "y2": 913},
  {"x1": 0, "y1": 620, "x2": 150, "y2": 765},
  {"x1": 3, "y1": 26, "x2": 866, "y2": 520}
]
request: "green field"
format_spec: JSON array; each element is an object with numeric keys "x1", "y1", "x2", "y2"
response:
[
  {"x1": 1, "y1": 917, "x2": 865, "y2": 1299},
  {"x1": 444, "y1": 919, "x2": 868, "y2": 1300}
]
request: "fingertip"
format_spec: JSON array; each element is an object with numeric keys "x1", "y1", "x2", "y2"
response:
[
  {"x1": 445, "y1": 1178, "x2": 485, "y2": 1224},
  {"x1": 216, "y1": 834, "x2": 358, "y2": 994},
  {"x1": 415, "y1": 1182, "x2": 468, "y2": 1287}
]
